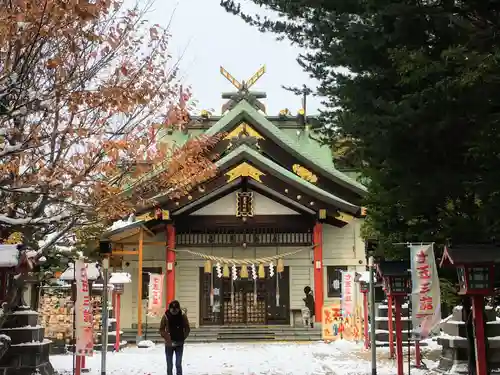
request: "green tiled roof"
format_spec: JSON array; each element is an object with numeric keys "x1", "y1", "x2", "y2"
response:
[
  {"x1": 216, "y1": 144, "x2": 360, "y2": 214},
  {"x1": 204, "y1": 100, "x2": 366, "y2": 194}
]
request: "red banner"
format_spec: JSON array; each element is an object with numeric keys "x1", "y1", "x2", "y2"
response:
[{"x1": 75, "y1": 260, "x2": 94, "y2": 356}]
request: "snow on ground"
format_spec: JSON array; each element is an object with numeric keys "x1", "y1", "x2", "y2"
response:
[{"x1": 52, "y1": 341, "x2": 438, "y2": 375}]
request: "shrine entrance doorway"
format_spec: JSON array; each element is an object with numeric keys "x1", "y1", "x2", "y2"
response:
[{"x1": 199, "y1": 266, "x2": 290, "y2": 326}]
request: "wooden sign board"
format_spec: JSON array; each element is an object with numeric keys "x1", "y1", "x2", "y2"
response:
[{"x1": 321, "y1": 304, "x2": 364, "y2": 342}]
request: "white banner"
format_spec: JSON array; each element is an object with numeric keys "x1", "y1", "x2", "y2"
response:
[
  {"x1": 75, "y1": 260, "x2": 94, "y2": 356},
  {"x1": 147, "y1": 273, "x2": 164, "y2": 317},
  {"x1": 341, "y1": 271, "x2": 357, "y2": 316},
  {"x1": 410, "y1": 244, "x2": 441, "y2": 339}
]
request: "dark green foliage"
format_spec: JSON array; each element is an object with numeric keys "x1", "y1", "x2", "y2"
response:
[{"x1": 221, "y1": 0, "x2": 500, "y2": 249}]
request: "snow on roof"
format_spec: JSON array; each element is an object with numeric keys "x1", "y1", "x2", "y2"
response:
[
  {"x1": 59, "y1": 262, "x2": 100, "y2": 281},
  {"x1": 358, "y1": 272, "x2": 370, "y2": 283},
  {"x1": 108, "y1": 214, "x2": 143, "y2": 232},
  {"x1": 109, "y1": 272, "x2": 132, "y2": 284},
  {"x1": 0, "y1": 245, "x2": 19, "y2": 267}
]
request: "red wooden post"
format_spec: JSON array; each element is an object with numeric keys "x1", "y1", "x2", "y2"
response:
[
  {"x1": 472, "y1": 295, "x2": 488, "y2": 375},
  {"x1": 363, "y1": 290, "x2": 369, "y2": 349},
  {"x1": 81, "y1": 355, "x2": 88, "y2": 372},
  {"x1": 388, "y1": 295, "x2": 395, "y2": 358},
  {"x1": 415, "y1": 340, "x2": 421, "y2": 368},
  {"x1": 115, "y1": 293, "x2": 121, "y2": 352},
  {"x1": 394, "y1": 297, "x2": 404, "y2": 375},
  {"x1": 313, "y1": 222, "x2": 324, "y2": 322},
  {"x1": 166, "y1": 224, "x2": 176, "y2": 304},
  {"x1": 75, "y1": 355, "x2": 82, "y2": 375}
]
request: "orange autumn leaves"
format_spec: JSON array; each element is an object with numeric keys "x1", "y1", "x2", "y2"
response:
[{"x1": 0, "y1": 0, "x2": 217, "y2": 235}]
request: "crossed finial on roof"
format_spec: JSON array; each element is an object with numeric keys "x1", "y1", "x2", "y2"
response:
[{"x1": 220, "y1": 66, "x2": 267, "y2": 113}]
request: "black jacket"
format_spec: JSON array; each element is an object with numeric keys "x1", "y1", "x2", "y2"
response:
[
  {"x1": 304, "y1": 293, "x2": 315, "y2": 316},
  {"x1": 159, "y1": 312, "x2": 190, "y2": 343}
]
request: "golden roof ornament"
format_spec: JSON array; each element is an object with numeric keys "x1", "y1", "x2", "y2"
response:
[{"x1": 220, "y1": 66, "x2": 267, "y2": 113}]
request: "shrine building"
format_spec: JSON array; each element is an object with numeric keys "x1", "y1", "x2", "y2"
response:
[{"x1": 103, "y1": 66, "x2": 367, "y2": 330}]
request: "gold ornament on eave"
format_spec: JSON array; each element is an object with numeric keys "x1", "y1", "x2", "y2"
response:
[
  {"x1": 223, "y1": 264, "x2": 230, "y2": 278},
  {"x1": 258, "y1": 264, "x2": 265, "y2": 278},
  {"x1": 277, "y1": 258, "x2": 285, "y2": 273},
  {"x1": 204, "y1": 260, "x2": 212, "y2": 273},
  {"x1": 240, "y1": 265, "x2": 249, "y2": 278},
  {"x1": 4, "y1": 232, "x2": 22, "y2": 244}
]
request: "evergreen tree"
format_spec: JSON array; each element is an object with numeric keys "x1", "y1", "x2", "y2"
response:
[{"x1": 221, "y1": 0, "x2": 500, "y2": 251}]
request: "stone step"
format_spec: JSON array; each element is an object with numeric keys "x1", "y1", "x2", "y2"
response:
[{"x1": 122, "y1": 329, "x2": 322, "y2": 343}]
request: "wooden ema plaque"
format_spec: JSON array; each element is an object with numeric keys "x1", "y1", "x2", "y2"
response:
[{"x1": 321, "y1": 304, "x2": 363, "y2": 342}]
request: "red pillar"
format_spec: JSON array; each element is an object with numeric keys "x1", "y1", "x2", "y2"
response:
[
  {"x1": 362, "y1": 291, "x2": 369, "y2": 349},
  {"x1": 115, "y1": 293, "x2": 121, "y2": 352},
  {"x1": 313, "y1": 222, "x2": 324, "y2": 322},
  {"x1": 472, "y1": 295, "x2": 487, "y2": 375},
  {"x1": 75, "y1": 356, "x2": 82, "y2": 375},
  {"x1": 388, "y1": 295, "x2": 395, "y2": 358},
  {"x1": 166, "y1": 224, "x2": 176, "y2": 304},
  {"x1": 394, "y1": 296, "x2": 404, "y2": 375},
  {"x1": 415, "y1": 340, "x2": 421, "y2": 368}
]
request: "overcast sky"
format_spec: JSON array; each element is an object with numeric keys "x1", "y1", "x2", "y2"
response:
[{"x1": 142, "y1": 0, "x2": 323, "y2": 116}]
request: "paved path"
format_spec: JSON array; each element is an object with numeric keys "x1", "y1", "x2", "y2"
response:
[{"x1": 52, "y1": 341, "x2": 437, "y2": 375}]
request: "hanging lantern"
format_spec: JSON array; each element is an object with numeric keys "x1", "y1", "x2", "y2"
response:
[
  {"x1": 277, "y1": 258, "x2": 285, "y2": 273},
  {"x1": 223, "y1": 264, "x2": 230, "y2": 278},
  {"x1": 240, "y1": 265, "x2": 249, "y2": 278},
  {"x1": 204, "y1": 260, "x2": 212, "y2": 273},
  {"x1": 258, "y1": 264, "x2": 265, "y2": 278}
]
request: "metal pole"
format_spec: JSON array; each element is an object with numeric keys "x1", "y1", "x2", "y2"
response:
[
  {"x1": 408, "y1": 297, "x2": 411, "y2": 375},
  {"x1": 369, "y1": 256, "x2": 377, "y2": 375},
  {"x1": 73, "y1": 264, "x2": 77, "y2": 375},
  {"x1": 101, "y1": 258, "x2": 110, "y2": 375}
]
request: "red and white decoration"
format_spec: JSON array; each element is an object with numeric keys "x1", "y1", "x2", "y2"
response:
[
  {"x1": 147, "y1": 273, "x2": 164, "y2": 317},
  {"x1": 75, "y1": 259, "x2": 94, "y2": 356},
  {"x1": 341, "y1": 271, "x2": 357, "y2": 316}
]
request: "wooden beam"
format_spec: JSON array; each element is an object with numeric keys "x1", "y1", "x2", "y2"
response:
[
  {"x1": 174, "y1": 214, "x2": 315, "y2": 232},
  {"x1": 112, "y1": 241, "x2": 166, "y2": 246},
  {"x1": 137, "y1": 228, "x2": 144, "y2": 338},
  {"x1": 150, "y1": 173, "x2": 231, "y2": 213},
  {"x1": 111, "y1": 250, "x2": 139, "y2": 255},
  {"x1": 173, "y1": 182, "x2": 241, "y2": 216}
]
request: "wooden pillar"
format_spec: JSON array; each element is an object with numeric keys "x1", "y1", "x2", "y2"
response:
[
  {"x1": 362, "y1": 290, "x2": 369, "y2": 349},
  {"x1": 75, "y1": 355, "x2": 82, "y2": 375},
  {"x1": 394, "y1": 296, "x2": 404, "y2": 375},
  {"x1": 472, "y1": 295, "x2": 487, "y2": 375},
  {"x1": 166, "y1": 224, "x2": 176, "y2": 304},
  {"x1": 137, "y1": 228, "x2": 144, "y2": 338},
  {"x1": 388, "y1": 295, "x2": 395, "y2": 358},
  {"x1": 415, "y1": 340, "x2": 421, "y2": 368},
  {"x1": 313, "y1": 222, "x2": 324, "y2": 322}
]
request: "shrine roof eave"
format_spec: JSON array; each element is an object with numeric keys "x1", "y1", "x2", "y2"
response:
[
  {"x1": 216, "y1": 144, "x2": 361, "y2": 216},
  {"x1": 204, "y1": 100, "x2": 367, "y2": 196},
  {"x1": 376, "y1": 260, "x2": 410, "y2": 278},
  {"x1": 102, "y1": 219, "x2": 169, "y2": 243},
  {"x1": 440, "y1": 245, "x2": 500, "y2": 267}
]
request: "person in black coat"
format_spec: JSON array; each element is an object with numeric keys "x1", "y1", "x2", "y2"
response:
[
  {"x1": 159, "y1": 300, "x2": 190, "y2": 375},
  {"x1": 303, "y1": 286, "x2": 315, "y2": 328}
]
